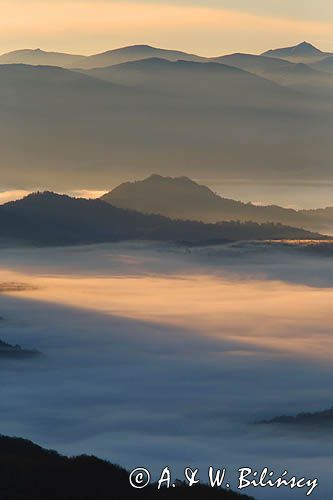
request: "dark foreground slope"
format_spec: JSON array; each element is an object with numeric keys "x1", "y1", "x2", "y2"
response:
[
  {"x1": 0, "y1": 192, "x2": 323, "y2": 246},
  {"x1": 0, "y1": 435, "x2": 255, "y2": 500}
]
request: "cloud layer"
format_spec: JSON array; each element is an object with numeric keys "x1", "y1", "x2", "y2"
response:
[{"x1": 1, "y1": 242, "x2": 333, "y2": 499}]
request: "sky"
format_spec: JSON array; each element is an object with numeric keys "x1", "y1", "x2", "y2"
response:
[{"x1": 1, "y1": 0, "x2": 333, "y2": 56}]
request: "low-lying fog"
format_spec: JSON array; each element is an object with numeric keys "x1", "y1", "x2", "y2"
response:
[{"x1": 1, "y1": 241, "x2": 333, "y2": 499}]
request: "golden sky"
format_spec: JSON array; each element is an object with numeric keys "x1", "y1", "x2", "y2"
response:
[{"x1": 0, "y1": 0, "x2": 332, "y2": 56}]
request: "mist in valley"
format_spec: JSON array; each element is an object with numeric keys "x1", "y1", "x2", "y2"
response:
[
  {"x1": 1, "y1": 242, "x2": 333, "y2": 499},
  {"x1": 1, "y1": 7, "x2": 333, "y2": 498}
]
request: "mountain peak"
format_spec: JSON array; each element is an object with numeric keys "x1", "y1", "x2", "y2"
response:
[
  {"x1": 99, "y1": 44, "x2": 155, "y2": 56},
  {"x1": 298, "y1": 41, "x2": 315, "y2": 48},
  {"x1": 292, "y1": 41, "x2": 322, "y2": 54},
  {"x1": 99, "y1": 175, "x2": 332, "y2": 234},
  {"x1": 261, "y1": 41, "x2": 328, "y2": 61},
  {"x1": 145, "y1": 174, "x2": 194, "y2": 184},
  {"x1": 100, "y1": 174, "x2": 227, "y2": 220},
  {"x1": 4, "y1": 191, "x2": 70, "y2": 207}
]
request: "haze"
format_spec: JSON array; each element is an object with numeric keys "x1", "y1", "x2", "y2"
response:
[
  {"x1": 2, "y1": 242, "x2": 333, "y2": 499},
  {"x1": 1, "y1": 3, "x2": 333, "y2": 497}
]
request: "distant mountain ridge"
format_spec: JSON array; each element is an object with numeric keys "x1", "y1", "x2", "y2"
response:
[
  {"x1": 101, "y1": 175, "x2": 333, "y2": 233},
  {"x1": 259, "y1": 406, "x2": 333, "y2": 429},
  {"x1": 2, "y1": 60, "x2": 330, "y2": 188},
  {"x1": 1, "y1": 41, "x2": 331, "y2": 68},
  {"x1": 71, "y1": 44, "x2": 207, "y2": 69},
  {"x1": 209, "y1": 52, "x2": 333, "y2": 94},
  {"x1": 88, "y1": 54, "x2": 333, "y2": 98},
  {"x1": 262, "y1": 41, "x2": 331, "y2": 63},
  {"x1": 81, "y1": 57, "x2": 299, "y2": 102},
  {"x1": 0, "y1": 48, "x2": 85, "y2": 67},
  {"x1": 0, "y1": 43, "x2": 332, "y2": 187},
  {"x1": 0, "y1": 191, "x2": 323, "y2": 246},
  {"x1": 0, "y1": 44, "x2": 207, "y2": 69},
  {"x1": 1, "y1": 43, "x2": 332, "y2": 98}
]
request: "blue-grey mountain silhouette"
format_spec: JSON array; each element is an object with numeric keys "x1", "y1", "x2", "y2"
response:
[
  {"x1": 262, "y1": 41, "x2": 331, "y2": 63},
  {"x1": 101, "y1": 175, "x2": 333, "y2": 232},
  {"x1": 0, "y1": 48, "x2": 85, "y2": 67},
  {"x1": 0, "y1": 339, "x2": 39, "y2": 358},
  {"x1": 0, "y1": 191, "x2": 324, "y2": 246},
  {"x1": 72, "y1": 44, "x2": 206, "y2": 69},
  {"x1": 0, "y1": 45, "x2": 332, "y2": 188}
]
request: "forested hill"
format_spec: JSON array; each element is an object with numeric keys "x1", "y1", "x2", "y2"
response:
[
  {"x1": 0, "y1": 191, "x2": 324, "y2": 246},
  {"x1": 0, "y1": 434, "x2": 256, "y2": 500}
]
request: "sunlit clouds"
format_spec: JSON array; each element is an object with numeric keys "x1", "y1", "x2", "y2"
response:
[
  {"x1": 0, "y1": 190, "x2": 31, "y2": 204},
  {"x1": 2, "y1": 244, "x2": 333, "y2": 362},
  {"x1": 2, "y1": 242, "x2": 333, "y2": 497},
  {"x1": 0, "y1": 0, "x2": 333, "y2": 55},
  {"x1": 0, "y1": 189, "x2": 106, "y2": 204}
]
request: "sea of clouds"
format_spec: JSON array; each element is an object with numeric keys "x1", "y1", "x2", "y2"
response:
[{"x1": 1, "y1": 241, "x2": 333, "y2": 499}]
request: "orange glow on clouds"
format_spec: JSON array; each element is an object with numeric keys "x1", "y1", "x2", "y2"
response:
[
  {"x1": 2, "y1": 266, "x2": 333, "y2": 362},
  {"x1": 0, "y1": 190, "x2": 106, "y2": 205},
  {"x1": 0, "y1": 1, "x2": 332, "y2": 55}
]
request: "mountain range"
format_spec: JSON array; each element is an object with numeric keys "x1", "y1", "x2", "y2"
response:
[
  {"x1": 82, "y1": 52, "x2": 333, "y2": 98},
  {"x1": 0, "y1": 55, "x2": 332, "y2": 188},
  {"x1": 0, "y1": 191, "x2": 323, "y2": 246},
  {"x1": 101, "y1": 175, "x2": 333, "y2": 233},
  {"x1": 72, "y1": 44, "x2": 207, "y2": 69},
  {"x1": 1, "y1": 42, "x2": 332, "y2": 92},
  {"x1": 0, "y1": 41, "x2": 332, "y2": 188},
  {"x1": 81, "y1": 57, "x2": 298, "y2": 102},
  {"x1": 0, "y1": 41, "x2": 331, "y2": 68},
  {"x1": 0, "y1": 45, "x2": 206, "y2": 68}
]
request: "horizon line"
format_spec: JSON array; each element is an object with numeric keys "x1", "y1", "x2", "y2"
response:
[{"x1": 0, "y1": 39, "x2": 328, "y2": 59}]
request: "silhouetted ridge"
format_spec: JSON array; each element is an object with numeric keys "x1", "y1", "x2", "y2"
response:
[
  {"x1": 0, "y1": 434, "x2": 255, "y2": 500},
  {"x1": 0, "y1": 191, "x2": 322, "y2": 246},
  {"x1": 262, "y1": 41, "x2": 331, "y2": 62},
  {"x1": 1, "y1": 46, "x2": 332, "y2": 188},
  {"x1": 72, "y1": 44, "x2": 206, "y2": 69},
  {"x1": 209, "y1": 52, "x2": 333, "y2": 93},
  {"x1": 101, "y1": 175, "x2": 333, "y2": 232},
  {"x1": 0, "y1": 338, "x2": 39, "y2": 357},
  {"x1": 110, "y1": 57, "x2": 243, "y2": 73},
  {"x1": 0, "y1": 64, "x2": 122, "y2": 91},
  {"x1": 259, "y1": 406, "x2": 333, "y2": 429},
  {"x1": 0, "y1": 48, "x2": 85, "y2": 67}
]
